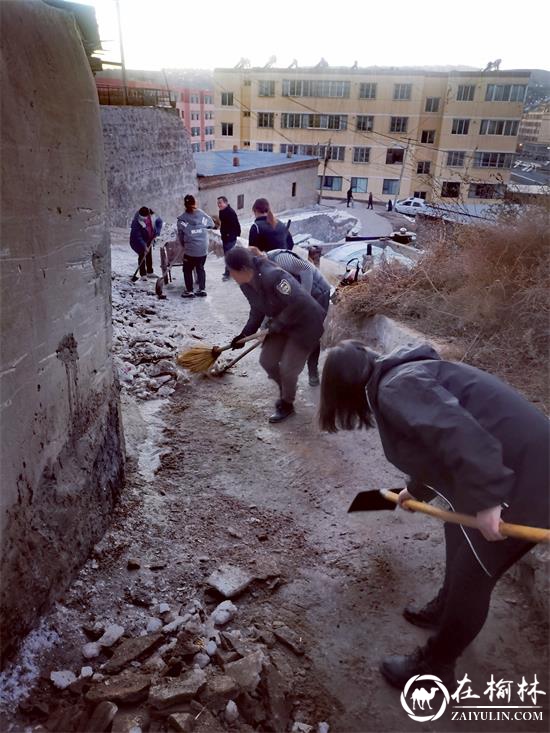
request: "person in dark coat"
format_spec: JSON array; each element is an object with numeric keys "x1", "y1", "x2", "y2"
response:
[
  {"x1": 367, "y1": 192, "x2": 374, "y2": 209},
  {"x1": 226, "y1": 247, "x2": 325, "y2": 423},
  {"x1": 387, "y1": 199, "x2": 393, "y2": 211},
  {"x1": 346, "y1": 187, "x2": 354, "y2": 207},
  {"x1": 217, "y1": 196, "x2": 241, "y2": 281},
  {"x1": 319, "y1": 340, "x2": 549, "y2": 688},
  {"x1": 248, "y1": 198, "x2": 293, "y2": 252},
  {"x1": 129, "y1": 206, "x2": 163, "y2": 279}
]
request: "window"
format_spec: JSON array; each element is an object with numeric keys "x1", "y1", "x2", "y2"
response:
[
  {"x1": 317, "y1": 175, "x2": 343, "y2": 191},
  {"x1": 191, "y1": 112, "x2": 199, "y2": 120},
  {"x1": 256, "y1": 142, "x2": 273, "y2": 152},
  {"x1": 356, "y1": 115, "x2": 374, "y2": 132},
  {"x1": 441, "y1": 181, "x2": 461, "y2": 198},
  {"x1": 221, "y1": 122, "x2": 233, "y2": 136},
  {"x1": 191, "y1": 143, "x2": 200, "y2": 153},
  {"x1": 180, "y1": 111, "x2": 184, "y2": 119},
  {"x1": 353, "y1": 147, "x2": 370, "y2": 163},
  {"x1": 280, "y1": 144, "x2": 299, "y2": 154},
  {"x1": 457, "y1": 84, "x2": 475, "y2": 101},
  {"x1": 413, "y1": 191, "x2": 427, "y2": 199},
  {"x1": 473, "y1": 151, "x2": 514, "y2": 168},
  {"x1": 243, "y1": 140, "x2": 250, "y2": 147},
  {"x1": 416, "y1": 161, "x2": 431, "y2": 174},
  {"x1": 191, "y1": 127, "x2": 200, "y2": 136},
  {"x1": 237, "y1": 194, "x2": 244, "y2": 209},
  {"x1": 425, "y1": 97, "x2": 440, "y2": 112},
  {"x1": 244, "y1": 80, "x2": 251, "y2": 87},
  {"x1": 281, "y1": 113, "x2": 303, "y2": 128},
  {"x1": 446, "y1": 151, "x2": 466, "y2": 167},
  {"x1": 204, "y1": 95, "x2": 213, "y2": 104},
  {"x1": 359, "y1": 82, "x2": 377, "y2": 99},
  {"x1": 282, "y1": 79, "x2": 350, "y2": 97},
  {"x1": 318, "y1": 145, "x2": 345, "y2": 161},
  {"x1": 393, "y1": 83, "x2": 412, "y2": 100},
  {"x1": 421, "y1": 130, "x2": 435, "y2": 143},
  {"x1": 452, "y1": 118, "x2": 470, "y2": 135},
  {"x1": 190, "y1": 94, "x2": 199, "y2": 103},
  {"x1": 485, "y1": 84, "x2": 526, "y2": 102},
  {"x1": 390, "y1": 116, "x2": 408, "y2": 133},
  {"x1": 280, "y1": 113, "x2": 347, "y2": 130},
  {"x1": 205, "y1": 126, "x2": 214, "y2": 135},
  {"x1": 382, "y1": 179, "x2": 399, "y2": 195},
  {"x1": 386, "y1": 148, "x2": 404, "y2": 164},
  {"x1": 480, "y1": 119, "x2": 520, "y2": 135},
  {"x1": 243, "y1": 111, "x2": 250, "y2": 117},
  {"x1": 351, "y1": 177, "x2": 368, "y2": 193},
  {"x1": 221, "y1": 92, "x2": 234, "y2": 106},
  {"x1": 257, "y1": 112, "x2": 274, "y2": 128},
  {"x1": 468, "y1": 183, "x2": 505, "y2": 198},
  {"x1": 204, "y1": 112, "x2": 214, "y2": 120},
  {"x1": 291, "y1": 182, "x2": 297, "y2": 197},
  {"x1": 259, "y1": 80, "x2": 275, "y2": 97},
  {"x1": 205, "y1": 140, "x2": 215, "y2": 151}
]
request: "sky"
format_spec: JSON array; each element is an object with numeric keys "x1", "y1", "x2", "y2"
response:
[{"x1": 86, "y1": 0, "x2": 549, "y2": 72}]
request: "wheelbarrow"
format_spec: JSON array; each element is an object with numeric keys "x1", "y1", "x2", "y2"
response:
[{"x1": 155, "y1": 239, "x2": 185, "y2": 299}]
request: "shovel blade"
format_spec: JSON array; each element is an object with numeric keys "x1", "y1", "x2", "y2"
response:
[{"x1": 348, "y1": 488, "x2": 402, "y2": 513}]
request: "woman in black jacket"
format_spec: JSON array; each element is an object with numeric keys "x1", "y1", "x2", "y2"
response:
[
  {"x1": 319, "y1": 340, "x2": 549, "y2": 688},
  {"x1": 248, "y1": 198, "x2": 294, "y2": 252}
]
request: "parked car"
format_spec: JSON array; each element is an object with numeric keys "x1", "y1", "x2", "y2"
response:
[{"x1": 394, "y1": 197, "x2": 428, "y2": 215}]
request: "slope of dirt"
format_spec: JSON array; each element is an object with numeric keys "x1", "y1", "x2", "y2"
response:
[{"x1": 1, "y1": 233, "x2": 547, "y2": 733}]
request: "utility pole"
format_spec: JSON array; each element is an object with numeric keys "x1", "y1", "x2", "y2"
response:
[
  {"x1": 394, "y1": 138, "x2": 411, "y2": 206},
  {"x1": 318, "y1": 138, "x2": 332, "y2": 205},
  {"x1": 115, "y1": 0, "x2": 128, "y2": 105}
]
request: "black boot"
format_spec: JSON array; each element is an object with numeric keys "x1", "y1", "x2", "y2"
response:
[
  {"x1": 308, "y1": 369, "x2": 320, "y2": 386},
  {"x1": 268, "y1": 400, "x2": 295, "y2": 423},
  {"x1": 403, "y1": 589, "x2": 445, "y2": 629},
  {"x1": 380, "y1": 645, "x2": 455, "y2": 689}
]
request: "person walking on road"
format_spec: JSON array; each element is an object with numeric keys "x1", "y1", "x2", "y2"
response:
[
  {"x1": 259, "y1": 247, "x2": 331, "y2": 386},
  {"x1": 226, "y1": 247, "x2": 325, "y2": 423},
  {"x1": 346, "y1": 187, "x2": 354, "y2": 208},
  {"x1": 319, "y1": 340, "x2": 549, "y2": 689},
  {"x1": 177, "y1": 195, "x2": 214, "y2": 298},
  {"x1": 248, "y1": 198, "x2": 294, "y2": 252},
  {"x1": 217, "y1": 196, "x2": 241, "y2": 281},
  {"x1": 130, "y1": 206, "x2": 163, "y2": 280},
  {"x1": 367, "y1": 192, "x2": 374, "y2": 210}
]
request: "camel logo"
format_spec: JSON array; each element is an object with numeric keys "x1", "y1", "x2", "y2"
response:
[{"x1": 400, "y1": 674, "x2": 450, "y2": 722}]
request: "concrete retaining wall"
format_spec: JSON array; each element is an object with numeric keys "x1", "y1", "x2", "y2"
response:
[
  {"x1": 101, "y1": 106, "x2": 197, "y2": 228},
  {"x1": 0, "y1": 1, "x2": 124, "y2": 663}
]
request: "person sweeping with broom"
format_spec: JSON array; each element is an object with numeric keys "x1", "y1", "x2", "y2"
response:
[
  {"x1": 226, "y1": 247, "x2": 325, "y2": 423},
  {"x1": 319, "y1": 340, "x2": 549, "y2": 688}
]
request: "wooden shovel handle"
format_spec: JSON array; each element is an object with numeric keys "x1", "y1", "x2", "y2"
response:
[
  {"x1": 216, "y1": 329, "x2": 268, "y2": 354},
  {"x1": 215, "y1": 339, "x2": 262, "y2": 374},
  {"x1": 380, "y1": 489, "x2": 550, "y2": 544}
]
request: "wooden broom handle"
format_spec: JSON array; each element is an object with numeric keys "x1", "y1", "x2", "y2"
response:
[{"x1": 380, "y1": 489, "x2": 550, "y2": 544}]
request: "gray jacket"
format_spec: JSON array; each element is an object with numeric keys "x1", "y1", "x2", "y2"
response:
[
  {"x1": 177, "y1": 209, "x2": 214, "y2": 257},
  {"x1": 267, "y1": 249, "x2": 331, "y2": 305},
  {"x1": 367, "y1": 345, "x2": 549, "y2": 574}
]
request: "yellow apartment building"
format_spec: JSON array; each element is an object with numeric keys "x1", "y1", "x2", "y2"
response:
[
  {"x1": 518, "y1": 101, "x2": 550, "y2": 160},
  {"x1": 213, "y1": 66, "x2": 530, "y2": 205}
]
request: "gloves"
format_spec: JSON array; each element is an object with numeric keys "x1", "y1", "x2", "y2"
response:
[{"x1": 230, "y1": 333, "x2": 246, "y2": 349}]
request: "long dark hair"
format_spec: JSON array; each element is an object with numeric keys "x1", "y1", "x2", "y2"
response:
[
  {"x1": 253, "y1": 198, "x2": 277, "y2": 228},
  {"x1": 319, "y1": 340, "x2": 377, "y2": 433}
]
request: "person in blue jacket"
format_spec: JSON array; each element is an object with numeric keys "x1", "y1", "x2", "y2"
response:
[
  {"x1": 129, "y1": 206, "x2": 162, "y2": 279},
  {"x1": 319, "y1": 340, "x2": 549, "y2": 688}
]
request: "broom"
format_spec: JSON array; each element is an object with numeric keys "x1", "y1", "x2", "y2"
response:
[{"x1": 176, "y1": 330, "x2": 267, "y2": 373}]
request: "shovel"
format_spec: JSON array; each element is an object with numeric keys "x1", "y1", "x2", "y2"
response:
[
  {"x1": 348, "y1": 488, "x2": 550, "y2": 544},
  {"x1": 131, "y1": 238, "x2": 155, "y2": 282}
]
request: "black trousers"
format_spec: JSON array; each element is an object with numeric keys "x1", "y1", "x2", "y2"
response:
[
  {"x1": 137, "y1": 246, "x2": 153, "y2": 276},
  {"x1": 428, "y1": 522, "x2": 532, "y2": 663},
  {"x1": 223, "y1": 238, "x2": 237, "y2": 276},
  {"x1": 306, "y1": 289, "x2": 330, "y2": 375},
  {"x1": 183, "y1": 254, "x2": 206, "y2": 292}
]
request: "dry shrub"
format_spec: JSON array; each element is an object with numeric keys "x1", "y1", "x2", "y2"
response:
[{"x1": 337, "y1": 202, "x2": 550, "y2": 404}]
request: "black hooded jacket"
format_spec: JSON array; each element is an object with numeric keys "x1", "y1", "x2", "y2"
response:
[
  {"x1": 367, "y1": 345, "x2": 549, "y2": 573},
  {"x1": 238, "y1": 257, "x2": 325, "y2": 351},
  {"x1": 249, "y1": 216, "x2": 294, "y2": 252}
]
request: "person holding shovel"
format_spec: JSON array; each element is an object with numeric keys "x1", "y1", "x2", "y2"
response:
[
  {"x1": 130, "y1": 206, "x2": 163, "y2": 280},
  {"x1": 177, "y1": 194, "x2": 215, "y2": 298},
  {"x1": 319, "y1": 340, "x2": 549, "y2": 688},
  {"x1": 226, "y1": 247, "x2": 325, "y2": 423}
]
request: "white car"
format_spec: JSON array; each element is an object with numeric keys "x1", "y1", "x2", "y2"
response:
[{"x1": 394, "y1": 197, "x2": 428, "y2": 215}]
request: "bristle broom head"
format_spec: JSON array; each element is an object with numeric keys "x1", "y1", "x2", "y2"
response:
[{"x1": 176, "y1": 344, "x2": 219, "y2": 373}]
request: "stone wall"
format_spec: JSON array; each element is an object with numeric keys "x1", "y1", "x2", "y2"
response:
[
  {"x1": 101, "y1": 106, "x2": 197, "y2": 228},
  {"x1": 0, "y1": 1, "x2": 124, "y2": 663}
]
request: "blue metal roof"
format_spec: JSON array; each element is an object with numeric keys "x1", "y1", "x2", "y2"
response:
[{"x1": 194, "y1": 150, "x2": 317, "y2": 177}]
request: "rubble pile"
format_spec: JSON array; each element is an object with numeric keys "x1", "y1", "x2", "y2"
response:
[{"x1": 23, "y1": 582, "x2": 330, "y2": 733}]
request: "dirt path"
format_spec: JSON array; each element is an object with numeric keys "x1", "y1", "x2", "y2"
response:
[{"x1": 2, "y1": 234, "x2": 548, "y2": 733}]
